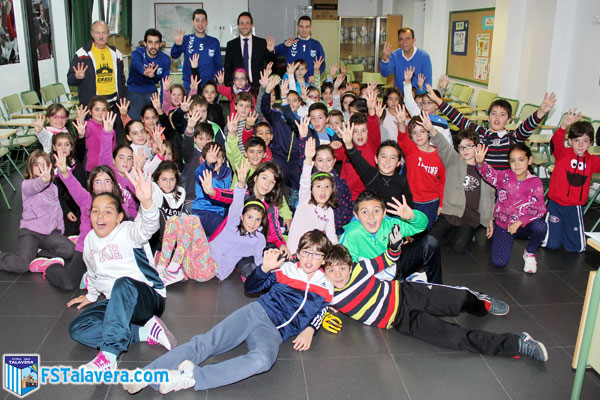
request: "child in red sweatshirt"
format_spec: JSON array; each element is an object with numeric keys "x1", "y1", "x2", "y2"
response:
[{"x1": 397, "y1": 110, "x2": 445, "y2": 230}]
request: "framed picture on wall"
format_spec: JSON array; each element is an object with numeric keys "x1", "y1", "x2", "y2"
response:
[
  {"x1": 154, "y1": 2, "x2": 204, "y2": 47},
  {"x1": 33, "y1": 0, "x2": 52, "y2": 61},
  {"x1": 0, "y1": 0, "x2": 20, "y2": 65}
]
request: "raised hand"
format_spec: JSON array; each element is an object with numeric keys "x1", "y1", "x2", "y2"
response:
[
  {"x1": 417, "y1": 73, "x2": 426, "y2": 90},
  {"x1": 266, "y1": 35, "x2": 275, "y2": 52},
  {"x1": 162, "y1": 75, "x2": 172, "y2": 91},
  {"x1": 388, "y1": 223, "x2": 404, "y2": 251},
  {"x1": 189, "y1": 53, "x2": 199, "y2": 69},
  {"x1": 174, "y1": 29, "x2": 185, "y2": 46},
  {"x1": 333, "y1": 73, "x2": 345, "y2": 93},
  {"x1": 417, "y1": 110, "x2": 434, "y2": 133},
  {"x1": 339, "y1": 120, "x2": 355, "y2": 149},
  {"x1": 438, "y1": 74, "x2": 449, "y2": 91},
  {"x1": 73, "y1": 118, "x2": 87, "y2": 138},
  {"x1": 329, "y1": 62, "x2": 339, "y2": 79},
  {"x1": 227, "y1": 112, "x2": 240, "y2": 135},
  {"x1": 294, "y1": 115, "x2": 310, "y2": 138},
  {"x1": 126, "y1": 167, "x2": 153, "y2": 209},
  {"x1": 133, "y1": 148, "x2": 147, "y2": 170},
  {"x1": 187, "y1": 107, "x2": 202, "y2": 129},
  {"x1": 116, "y1": 97, "x2": 130, "y2": 116},
  {"x1": 394, "y1": 105, "x2": 407, "y2": 127},
  {"x1": 190, "y1": 74, "x2": 201, "y2": 91},
  {"x1": 180, "y1": 95, "x2": 193, "y2": 113},
  {"x1": 561, "y1": 108, "x2": 583, "y2": 129},
  {"x1": 264, "y1": 61, "x2": 273, "y2": 77},
  {"x1": 151, "y1": 125, "x2": 165, "y2": 143},
  {"x1": 425, "y1": 84, "x2": 442, "y2": 105},
  {"x1": 72, "y1": 62, "x2": 88, "y2": 79},
  {"x1": 265, "y1": 74, "x2": 281, "y2": 94},
  {"x1": 246, "y1": 111, "x2": 259, "y2": 127},
  {"x1": 54, "y1": 151, "x2": 69, "y2": 176},
  {"x1": 150, "y1": 92, "x2": 162, "y2": 114},
  {"x1": 279, "y1": 78, "x2": 289, "y2": 98},
  {"x1": 215, "y1": 70, "x2": 225, "y2": 86},
  {"x1": 143, "y1": 62, "x2": 159, "y2": 78},
  {"x1": 300, "y1": 84, "x2": 309, "y2": 102},
  {"x1": 375, "y1": 99, "x2": 386, "y2": 118},
  {"x1": 382, "y1": 42, "x2": 393, "y2": 61},
  {"x1": 75, "y1": 104, "x2": 89, "y2": 120},
  {"x1": 236, "y1": 158, "x2": 251, "y2": 185},
  {"x1": 313, "y1": 56, "x2": 324, "y2": 72},
  {"x1": 34, "y1": 113, "x2": 44, "y2": 133},
  {"x1": 538, "y1": 91, "x2": 557, "y2": 116},
  {"x1": 38, "y1": 158, "x2": 52, "y2": 183},
  {"x1": 259, "y1": 69, "x2": 270, "y2": 88},
  {"x1": 386, "y1": 195, "x2": 414, "y2": 221},
  {"x1": 304, "y1": 136, "x2": 316, "y2": 163},
  {"x1": 262, "y1": 248, "x2": 285, "y2": 273},
  {"x1": 475, "y1": 143, "x2": 488, "y2": 165},
  {"x1": 286, "y1": 62, "x2": 298, "y2": 77},
  {"x1": 404, "y1": 66, "x2": 415, "y2": 84},
  {"x1": 205, "y1": 143, "x2": 220, "y2": 165},
  {"x1": 365, "y1": 86, "x2": 377, "y2": 114},
  {"x1": 284, "y1": 37, "x2": 298, "y2": 47},
  {"x1": 102, "y1": 111, "x2": 117, "y2": 132},
  {"x1": 199, "y1": 169, "x2": 215, "y2": 197}
]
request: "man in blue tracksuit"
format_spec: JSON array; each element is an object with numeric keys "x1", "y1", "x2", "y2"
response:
[
  {"x1": 126, "y1": 28, "x2": 171, "y2": 120},
  {"x1": 275, "y1": 16, "x2": 326, "y2": 80},
  {"x1": 170, "y1": 9, "x2": 222, "y2": 93}
]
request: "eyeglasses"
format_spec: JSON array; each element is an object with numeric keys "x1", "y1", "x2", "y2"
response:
[
  {"x1": 299, "y1": 250, "x2": 325, "y2": 260},
  {"x1": 458, "y1": 144, "x2": 476, "y2": 151},
  {"x1": 418, "y1": 101, "x2": 434, "y2": 106},
  {"x1": 51, "y1": 115, "x2": 69, "y2": 120},
  {"x1": 234, "y1": 76, "x2": 248, "y2": 81}
]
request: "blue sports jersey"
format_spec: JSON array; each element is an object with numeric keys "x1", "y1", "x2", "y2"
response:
[
  {"x1": 275, "y1": 37, "x2": 325, "y2": 78},
  {"x1": 171, "y1": 34, "x2": 222, "y2": 90}
]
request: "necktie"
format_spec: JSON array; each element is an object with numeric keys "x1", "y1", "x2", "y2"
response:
[{"x1": 243, "y1": 38, "x2": 249, "y2": 74}]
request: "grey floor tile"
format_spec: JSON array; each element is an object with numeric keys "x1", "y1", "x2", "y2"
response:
[
  {"x1": 0, "y1": 270, "x2": 18, "y2": 282},
  {"x1": 162, "y1": 280, "x2": 219, "y2": 316},
  {"x1": 304, "y1": 355, "x2": 409, "y2": 400},
  {"x1": 553, "y1": 270, "x2": 595, "y2": 296},
  {"x1": 524, "y1": 303, "x2": 586, "y2": 347},
  {"x1": 206, "y1": 359, "x2": 307, "y2": 400},
  {"x1": 215, "y1": 279, "x2": 257, "y2": 316},
  {"x1": 36, "y1": 314, "x2": 99, "y2": 362},
  {"x1": 0, "y1": 316, "x2": 58, "y2": 356},
  {"x1": 443, "y1": 273, "x2": 518, "y2": 305},
  {"x1": 29, "y1": 363, "x2": 111, "y2": 400},
  {"x1": 381, "y1": 324, "x2": 461, "y2": 355},
  {"x1": 0, "y1": 282, "x2": 73, "y2": 316},
  {"x1": 484, "y1": 347, "x2": 600, "y2": 400},
  {"x1": 395, "y1": 352, "x2": 510, "y2": 400},
  {"x1": 492, "y1": 272, "x2": 583, "y2": 305},
  {"x1": 0, "y1": 281, "x2": 13, "y2": 298}
]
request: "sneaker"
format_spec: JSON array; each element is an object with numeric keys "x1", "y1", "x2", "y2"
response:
[
  {"x1": 143, "y1": 316, "x2": 177, "y2": 350},
  {"x1": 159, "y1": 360, "x2": 195, "y2": 394},
  {"x1": 122, "y1": 369, "x2": 149, "y2": 394},
  {"x1": 79, "y1": 273, "x2": 88, "y2": 289},
  {"x1": 159, "y1": 266, "x2": 186, "y2": 286},
  {"x1": 518, "y1": 332, "x2": 548, "y2": 361},
  {"x1": 474, "y1": 292, "x2": 510, "y2": 316},
  {"x1": 406, "y1": 271, "x2": 428, "y2": 283},
  {"x1": 29, "y1": 257, "x2": 64, "y2": 274},
  {"x1": 68, "y1": 235, "x2": 79, "y2": 245},
  {"x1": 82, "y1": 351, "x2": 116, "y2": 371},
  {"x1": 523, "y1": 251, "x2": 537, "y2": 274}
]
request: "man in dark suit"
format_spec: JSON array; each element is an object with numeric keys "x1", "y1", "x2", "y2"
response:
[{"x1": 224, "y1": 12, "x2": 277, "y2": 89}]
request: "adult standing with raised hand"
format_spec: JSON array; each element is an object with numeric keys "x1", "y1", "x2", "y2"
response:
[
  {"x1": 171, "y1": 9, "x2": 222, "y2": 93},
  {"x1": 380, "y1": 27, "x2": 432, "y2": 92},
  {"x1": 126, "y1": 28, "x2": 171, "y2": 120},
  {"x1": 224, "y1": 12, "x2": 277, "y2": 90},
  {"x1": 275, "y1": 16, "x2": 325, "y2": 81},
  {"x1": 67, "y1": 20, "x2": 127, "y2": 112}
]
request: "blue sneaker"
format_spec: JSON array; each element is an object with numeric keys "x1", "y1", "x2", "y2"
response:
[{"x1": 518, "y1": 332, "x2": 548, "y2": 361}]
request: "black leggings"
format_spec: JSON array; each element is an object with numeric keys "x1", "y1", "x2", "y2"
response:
[{"x1": 46, "y1": 251, "x2": 85, "y2": 291}]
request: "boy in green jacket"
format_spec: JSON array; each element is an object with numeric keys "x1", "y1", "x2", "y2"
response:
[{"x1": 339, "y1": 190, "x2": 442, "y2": 283}]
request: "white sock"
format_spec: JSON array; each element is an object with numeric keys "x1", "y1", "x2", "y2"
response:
[
  {"x1": 138, "y1": 323, "x2": 150, "y2": 342},
  {"x1": 103, "y1": 351, "x2": 118, "y2": 364}
]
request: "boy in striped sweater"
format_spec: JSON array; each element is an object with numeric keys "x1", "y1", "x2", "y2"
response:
[
  {"x1": 426, "y1": 85, "x2": 556, "y2": 170},
  {"x1": 324, "y1": 224, "x2": 548, "y2": 361}
]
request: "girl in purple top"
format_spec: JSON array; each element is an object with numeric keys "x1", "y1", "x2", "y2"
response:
[
  {"x1": 206, "y1": 159, "x2": 267, "y2": 280},
  {"x1": 0, "y1": 151, "x2": 74, "y2": 274},
  {"x1": 476, "y1": 143, "x2": 547, "y2": 274}
]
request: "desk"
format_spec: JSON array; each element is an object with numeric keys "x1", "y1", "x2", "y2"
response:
[
  {"x1": 0, "y1": 119, "x2": 35, "y2": 127},
  {"x1": 0, "y1": 129, "x2": 16, "y2": 138}
]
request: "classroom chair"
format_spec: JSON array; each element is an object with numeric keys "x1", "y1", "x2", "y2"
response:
[{"x1": 20, "y1": 90, "x2": 49, "y2": 111}]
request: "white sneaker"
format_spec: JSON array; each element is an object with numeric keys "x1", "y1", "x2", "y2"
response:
[
  {"x1": 143, "y1": 315, "x2": 177, "y2": 350},
  {"x1": 523, "y1": 251, "x2": 537, "y2": 274},
  {"x1": 159, "y1": 360, "x2": 196, "y2": 394},
  {"x1": 82, "y1": 351, "x2": 116, "y2": 371},
  {"x1": 159, "y1": 266, "x2": 186, "y2": 286},
  {"x1": 122, "y1": 369, "x2": 149, "y2": 394}
]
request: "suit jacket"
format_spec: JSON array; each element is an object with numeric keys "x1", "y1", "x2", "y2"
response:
[{"x1": 224, "y1": 35, "x2": 277, "y2": 88}]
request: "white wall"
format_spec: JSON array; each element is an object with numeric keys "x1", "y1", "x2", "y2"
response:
[
  {"x1": 0, "y1": 0, "x2": 31, "y2": 96},
  {"x1": 338, "y1": 0, "x2": 379, "y2": 17}
]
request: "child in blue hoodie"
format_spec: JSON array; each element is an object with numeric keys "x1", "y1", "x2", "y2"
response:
[{"x1": 123, "y1": 229, "x2": 333, "y2": 395}]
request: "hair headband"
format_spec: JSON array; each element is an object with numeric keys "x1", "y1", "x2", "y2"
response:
[
  {"x1": 244, "y1": 200, "x2": 266, "y2": 211},
  {"x1": 311, "y1": 172, "x2": 332, "y2": 182}
]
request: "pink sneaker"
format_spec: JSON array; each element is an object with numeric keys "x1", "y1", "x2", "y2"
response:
[
  {"x1": 68, "y1": 235, "x2": 79, "y2": 245},
  {"x1": 82, "y1": 351, "x2": 116, "y2": 371},
  {"x1": 29, "y1": 257, "x2": 64, "y2": 275},
  {"x1": 143, "y1": 315, "x2": 177, "y2": 350}
]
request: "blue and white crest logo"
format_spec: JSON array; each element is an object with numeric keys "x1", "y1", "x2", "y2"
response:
[
  {"x1": 208, "y1": 49, "x2": 215, "y2": 57},
  {"x1": 3, "y1": 354, "x2": 40, "y2": 398},
  {"x1": 310, "y1": 50, "x2": 316, "y2": 57}
]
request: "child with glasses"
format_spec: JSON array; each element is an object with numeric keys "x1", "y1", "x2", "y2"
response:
[
  {"x1": 216, "y1": 68, "x2": 255, "y2": 114},
  {"x1": 428, "y1": 128, "x2": 496, "y2": 254}
]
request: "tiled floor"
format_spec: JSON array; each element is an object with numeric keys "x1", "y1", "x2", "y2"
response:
[{"x1": 1, "y1": 174, "x2": 600, "y2": 399}]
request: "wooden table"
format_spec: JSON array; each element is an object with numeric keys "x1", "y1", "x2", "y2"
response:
[
  {"x1": 0, "y1": 119, "x2": 35, "y2": 127},
  {"x1": 0, "y1": 129, "x2": 16, "y2": 138}
]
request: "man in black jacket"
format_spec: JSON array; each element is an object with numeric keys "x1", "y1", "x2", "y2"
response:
[{"x1": 224, "y1": 12, "x2": 276, "y2": 90}]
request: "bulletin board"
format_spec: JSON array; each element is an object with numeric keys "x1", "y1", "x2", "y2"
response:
[{"x1": 446, "y1": 8, "x2": 495, "y2": 86}]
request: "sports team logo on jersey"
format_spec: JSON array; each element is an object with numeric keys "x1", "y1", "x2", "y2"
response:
[
  {"x1": 3, "y1": 354, "x2": 40, "y2": 398},
  {"x1": 208, "y1": 49, "x2": 214, "y2": 57},
  {"x1": 310, "y1": 50, "x2": 316, "y2": 57}
]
